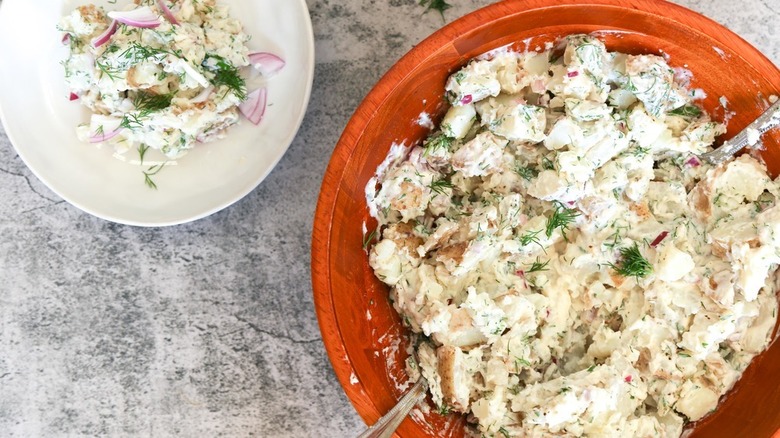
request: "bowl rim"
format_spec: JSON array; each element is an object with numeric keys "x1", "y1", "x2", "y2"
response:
[{"x1": 312, "y1": 0, "x2": 780, "y2": 432}]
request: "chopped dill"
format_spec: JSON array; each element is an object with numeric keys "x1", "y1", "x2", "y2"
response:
[
  {"x1": 668, "y1": 104, "x2": 702, "y2": 118},
  {"x1": 608, "y1": 242, "x2": 652, "y2": 279},
  {"x1": 422, "y1": 133, "x2": 453, "y2": 157},
  {"x1": 362, "y1": 227, "x2": 378, "y2": 250},
  {"x1": 429, "y1": 177, "x2": 454, "y2": 195},
  {"x1": 202, "y1": 54, "x2": 247, "y2": 100},
  {"x1": 518, "y1": 229, "x2": 545, "y2": 251},
  {"x1": 515, "y1": 164, "x2": 539, "y2": 181},
  {"x1": 525, "y1": 257, "x2": 550, "y2": 273},
  {"x1": 419, "y1": 0, "x2": 452, "y2": 19},
  {"x1": 545, "y1": 201, "x2": 580, "y2": 240},
  {"x1": 437, "y1": 404, "x2": 451, "y2": 415},
  {"x1": 120, "y1": 91, "x2": 174, "y2": 130},
  {"x1": 138, "y1": 144, "x2": 150, "y2": 164},
  {"x1": 143, "y1": 164, "x2": 165, "y2": 190}
]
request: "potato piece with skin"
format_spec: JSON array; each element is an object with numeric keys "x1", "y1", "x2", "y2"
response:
[
  {"x1": 437, "y1": 345, "x2": 472, "y2": 411},
  {"x1": 675, "y1": 380, "x2": 719, "y2": 421},
  {"x1": 441, "y1": 104, "x2": 477, "y2": 139}
]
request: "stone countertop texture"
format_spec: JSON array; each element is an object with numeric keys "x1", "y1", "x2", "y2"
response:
[{"x1": 0, "y1": 0, "x2": 778, "y2": 436}]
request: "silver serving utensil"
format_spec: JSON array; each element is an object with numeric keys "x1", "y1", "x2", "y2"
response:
[
  {"x1": 700, "y1": 98, "x2": 780, "y2": 165},
  {"x1": 356, "y1": 378, "x2": 428, "y2": 438}
]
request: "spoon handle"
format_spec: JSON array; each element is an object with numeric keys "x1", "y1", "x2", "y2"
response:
[
  {"x1": 701, "y1": 98, "x2": 780, "y2": 165},
  {"x1": 356, "y1": 378, "x2": 427, "y2": 438}
]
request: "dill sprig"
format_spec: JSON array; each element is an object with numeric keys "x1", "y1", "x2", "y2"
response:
[
  {"x1": 545, "y1": 201, "x2": 580, "y2": 240},
  {"x1": 429, "y1": 177, "x2": 454, "y2": 195},
  {"x1": 143, "y1": 164, "x2": 165, "y2": 190},
  {"x1": 120, "y1": 91, "x2": 174, "y2": 130},
  {"x1": 525, "y1": 257, "x2": 550, "y2": 273},
  {"x1": 362, "y1": 227, "x2": 378, "y2": 250},
  {"x1": 422, "y1": 133, "x2": 453, "y2": 157},
  {"x1": 419, "y1": 0, "x2": 452, "y2": 19},
  {"x1": 515, "y1": 164, "x2": 539, "y2": 181},
  {"x1": 668, "y1": 104, "x2": 702, "y2": 118},
  {"x1": 138, "y1": 144, "x2": 150, "y2": 164},
  {"x1": 202, "y1": 54, "x2": 247, "y2": 101},
  {"x1": 608, "y1": 242, "x2": 652, "y2": 279},
  {"x1": 518, "y1": 229, "x2": 545, "y2": 251}
]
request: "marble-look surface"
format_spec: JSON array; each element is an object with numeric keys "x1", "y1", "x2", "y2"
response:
[{"x1": 0, "y1": 0, "x2": 777, "y2": 437}]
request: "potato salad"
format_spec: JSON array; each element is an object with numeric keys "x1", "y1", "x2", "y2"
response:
[
  {"x1": 58, "y1": 0, "x2": 284, "y2": 185},
  {"x1": 366, "y1": 35, "x2": 780, "y2": 437}
]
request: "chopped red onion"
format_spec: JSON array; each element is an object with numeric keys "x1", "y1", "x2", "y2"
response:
[
  {"x1": 108, "y1": 7, "x2": 161, "y2": 29},
  {"x1": 69, "y1": 93, "x2": 79, "y2": 101},
  {"x1": 238, "y1": 88, "x2": 267, "y2": 125},
  {"x1": 89, "y1": 128, "x2": 122, "y2": 143},
  {"x1": 248, "y1": 52, "x2": 286, "y2": 77},
  {"x1": 460, "y1": 95, "x2": 473, "y2": 105},
  {"x1": 625, "y1": 375, "x2": 632, "y2": 383},
  {"x1": 685, "y1": 156, "x2": 701, "y2": 167},
  {"x1": 567, "y1": 70, "x2": 579, "y2": 78},
  {"x1": 91, "y1": 20, "x2": 118, "y2": 48},
  {"x1": 156, "y1": 0, "x2": 179, "y2": 25},
  {"x1": 62, "y1": 33, "x2": 71, "y2": 45},
  {"x1": 650, "y1": 231, "x2": 669, "y2": 247}
]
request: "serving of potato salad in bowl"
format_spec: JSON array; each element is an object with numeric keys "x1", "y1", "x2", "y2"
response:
[
  {"x1": 58, "y1": 0, "x2": 285, "y2": 186},
  {"x1": 365, "y1": 34, "x2": 780, "y2": 437}
]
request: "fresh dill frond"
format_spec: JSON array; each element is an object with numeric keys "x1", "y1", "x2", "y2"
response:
[
  {"x1": 202, "y1": 54, "x2": 247, "y2": 100},
  {"x1": 437, "y1": 404, "x2": 451, "y2": 416},
  {"x1": 518, "y1": 229, "x2": 545, "y2": 251},
  {"x1": 515, "y1": 164, "x2": 539, "y2": 181},
  {"x1": 138, "y1": 144, "x2": 150, "y2": 164},
  {"x1": 668, "y1": 104, "x2": 702, "y2": 118},
  {"x1": 120, "y1": 91, "x2": 174, "y2": 130},
  {"x1": 422, "y1": 133, "x2": 453, "y2": 157},
  {"x1": 525, "y1": 257, "x2": 550, "y2": 273},
  {"x1": 419, "y1": 0, "x2": 452, "y2": 19},
  {"x1": 143, "y1": 164, "x2": 165, "y2": 190},
  {"x1": 608, "y1": 242, "x2": 652, "y2": 279},
  {"x1": 498, "y1": 427, "x2": 511, "y2": 438},
  {"x1": 429, "y1": 177, "x2": 454, "y2": 195},
  {"x1": 362, "y1": 227, "x2": 378, "y2": 250},
  {"x1": 545, "y1": 201, "x2": 580, "y2": 240}
]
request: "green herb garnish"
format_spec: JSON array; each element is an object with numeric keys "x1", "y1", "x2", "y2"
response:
[
  {"x1": 429, "y1": 177, "x2": 454, "y2": 195},
  {"x1": 138, "y1": 144, "x2": 150, "y2": 164},
  {"x1": 545, "y1": 201, "x2": 580, "y2": 240},
  {"x1": 437, "y1": 404, "x2": 451, "y2": 415},
  {"x1": 608, "y1": 242, "x2": 652, "y2": 279},
  {"x1": 419, "y1": 0, "x2": 452, "y2": 19},
  {"x1": 515, "y1": 164, "x2": 539, "y2": 181},
  {"x1": 202, "y1": 54, "x2": 247, "y2": 100},
  {"x1": 518, "y1": 229, "x2": 544, "y2": 250},
  {"x1": 362, "y1": 227, "x2": 378, "y2": 250},
  {"x1": 498, "y1": 427, "x2": 510, "y2": 438},
  {"x1": 120, "y1": 91, "x2": 174, "y2": 130},
  {"x1": 143, "y1": 164, "x2": 165, "y2": 190},
  {"x1": 422, "y1": 133, "x2": 453, "y2": 156},
  {"x1": 668, "y1": 104, "x2": 702, "y2": 118},
  {"x1": 525, "y1": 257, "x2": 550, "y2": 273}
]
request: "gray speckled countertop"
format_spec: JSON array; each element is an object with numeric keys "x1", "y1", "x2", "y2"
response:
[{"x1": 0, "y1": 0, "x2": 777, "y2": 437}]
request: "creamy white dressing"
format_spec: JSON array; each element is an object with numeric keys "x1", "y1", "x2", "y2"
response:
[{"x1": 366, "y1": 34, "x2": 780, "y2": 438}]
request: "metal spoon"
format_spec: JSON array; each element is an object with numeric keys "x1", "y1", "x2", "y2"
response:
[
  {"x1": 700, "y1": 98, "x2": 780, "y2": 165},
  {"x1": 356, "y1": 378, "x2": 428, "y2": 438}
]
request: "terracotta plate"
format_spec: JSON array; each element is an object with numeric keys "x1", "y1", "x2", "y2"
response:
[{"x1": 312, "y1": 0, "x2": 780, "y2": 436}]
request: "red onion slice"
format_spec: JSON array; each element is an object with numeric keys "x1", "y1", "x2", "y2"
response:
[
  {"x1": 108, "y1": 7, "x2": 161, "y2": 29},
  {"x1": 650, "y1": 231, "x2": 669, "y2": 247},
  {"x1": 248, "y1": 52, "x2": 286, "y2": 77},
  {"x1": 238, "y1": 88, "x2": 267, "y2": 125},
  {"x1": 567, "y1": 70, "x2": 579, "y2": 78},
  {"x1": 62, "y1": 33, "x2": 71, "y2": 45},
  {"x1": 156, "y1": 0, "x2": 179, "y2": 25},
  {"x1": 69, "y1": 93, "x2": 79, "y2": 101},
  {"x1": 89, "y1": 128, "x2": 122, "y2": 143},
  {"x1": 685, "y1": 156, "x2": 701, "y2": 167},
  {"x1": 91, "y1": 20, "x2": 118, "y2": 48}
]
